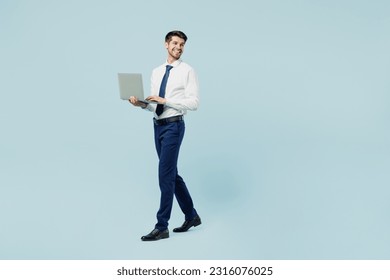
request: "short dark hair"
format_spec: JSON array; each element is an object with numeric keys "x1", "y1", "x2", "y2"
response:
[{"x1": 165, "y1": 30, "x2": 188, "y2": 43}]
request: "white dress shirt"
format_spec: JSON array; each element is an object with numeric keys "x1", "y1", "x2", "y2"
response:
[{"x1": 145, "y1": 59, "x2": 200, "y2": 119}]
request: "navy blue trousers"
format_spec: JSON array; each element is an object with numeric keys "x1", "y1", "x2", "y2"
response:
[{"x1": 154, "y1": 119, "x2": 197, "y2": 230}]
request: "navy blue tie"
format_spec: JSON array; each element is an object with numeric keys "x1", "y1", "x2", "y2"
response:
[{"x1": 156, "y1": 65, "x2": 173, "y2": 116}]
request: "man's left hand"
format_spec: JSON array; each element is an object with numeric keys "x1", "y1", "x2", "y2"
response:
[{"x1": 146, "y1": 96, "x2": 166, "y2": 104}]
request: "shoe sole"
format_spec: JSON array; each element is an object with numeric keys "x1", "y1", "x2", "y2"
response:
[{"x1": 141, "y1": 233, "x2": 169, "y2": 241}]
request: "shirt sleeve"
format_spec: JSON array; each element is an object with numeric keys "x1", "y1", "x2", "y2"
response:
[
  {"x1": 143, "y1": 103, "x2": 154, "y2": 112},
  {"x1": 165, "y1": 68, "x2": 200, "y2": 111}
]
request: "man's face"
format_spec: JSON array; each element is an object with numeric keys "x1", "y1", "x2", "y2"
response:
[{"x1": 165, "y1": 36, "x2": 186, "y2": 61}]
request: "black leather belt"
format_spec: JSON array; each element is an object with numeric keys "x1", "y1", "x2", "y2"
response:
[{"x1": 153, "y1": 115, "x2": 184, "y2": 126}]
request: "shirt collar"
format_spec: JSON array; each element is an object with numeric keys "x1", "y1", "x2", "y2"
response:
[{"x1": 165, "y1": 59, "x2": 182, "y2": 68}]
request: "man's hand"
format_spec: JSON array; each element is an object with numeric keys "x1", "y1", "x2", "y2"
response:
[
  {"x1": 129, "y1": 96, "x2": 147, "y2": 108},
  {"x1": 145, "y1": 96, "x2": 166, "y2": 104}
]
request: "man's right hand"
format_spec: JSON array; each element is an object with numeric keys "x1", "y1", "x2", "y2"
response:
[{"x1": 129, "y1": 96, "x2": 147, "y2": 108}]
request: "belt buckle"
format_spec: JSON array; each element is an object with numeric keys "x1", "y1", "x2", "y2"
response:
[
  {"x1": 154, "y1": 115, "x2": 182, "y2": 126},
  {"x1": 154, "y1": 118, "x2": 166, "y2": 126}
]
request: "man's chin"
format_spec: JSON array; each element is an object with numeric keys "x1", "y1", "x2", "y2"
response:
[{"x1": 171, "y1": 51, "x2": 182, "y2": 59}]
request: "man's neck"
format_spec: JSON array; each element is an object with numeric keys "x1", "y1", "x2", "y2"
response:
[{"x1": 167, "y1": 57, "x2": 178, "y2": 64}]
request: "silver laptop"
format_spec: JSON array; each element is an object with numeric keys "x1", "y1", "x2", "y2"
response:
[{"x1": 118, "y1": 73, "x2": 150, "y2": 104}]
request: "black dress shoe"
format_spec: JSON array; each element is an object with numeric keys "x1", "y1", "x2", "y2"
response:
[
  {"x1": 141, "y1": 229, "x2": 169, "y2": 241},
  {"x1": 173, "y1": 215, "x2": 201, "y2": 232}
]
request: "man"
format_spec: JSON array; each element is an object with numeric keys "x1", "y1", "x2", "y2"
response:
[{"x1": 129, "y1": 30, "x2": 201, "y2": 241}]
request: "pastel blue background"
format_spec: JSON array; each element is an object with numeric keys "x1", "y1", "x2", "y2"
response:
[{"x1": 1, "y1": 0, "x2": 389, "y2": 259}]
